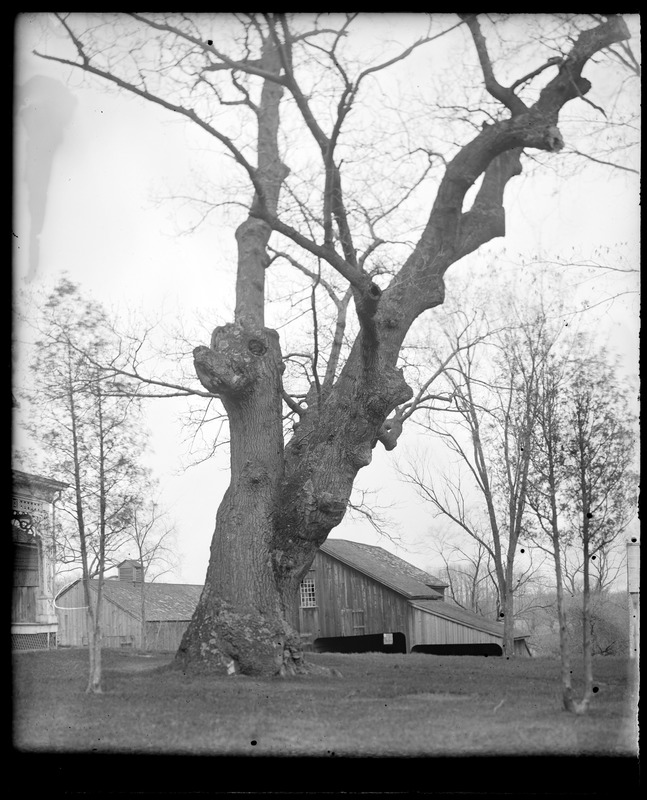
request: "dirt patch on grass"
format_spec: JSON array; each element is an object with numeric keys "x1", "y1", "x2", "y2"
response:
[
  {"x1": 347, "y1": 691, "x2": 473, "y2": 706},
  {"x1": 105, "y1": 653, "x2": 174, "y2": 673},
  {"x1": 390, "y1": 691, "x2": 473, "y2": 703}
]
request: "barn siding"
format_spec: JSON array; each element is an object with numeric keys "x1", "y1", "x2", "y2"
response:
[
  {"x1": 295, "y1": 550, "x2": 411, "y2": 643},
  {"x1": 291, "y1": 549, "x2": 518, "y2": 653},
  {"x1": 145, "y1": 620, "x2": 190, "y2": 652},
  {"x1": 56, "y1": 581, "x2": 139, "y2": 647},
  {"x1": 410, "y1": 606, "x2": 502, "y2": 648},
  {"x1": 56, "y1": 581, "x2": 88, "y2": 646},
  {"x1": 56, "y1": 582, "x2": 188, "y2": 652}
]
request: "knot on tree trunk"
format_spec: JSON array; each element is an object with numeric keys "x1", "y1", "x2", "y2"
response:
[
  {"x1": 193, "y1": 324, "x2": 280, "y2": 397},
  {"x1": 363, "y1": 365, "x2": 413, "y2": 423},
  {"x1": 302, "y1": 478, "x2": 348, "y2": 534},
  {"x1": 378, "y1": 411, "x2": 404, "y2": 451},
  {"x1": 349, "y1": 441, "x2": 373, "y2": 467},
  {"x1": 355, "y1": 280, "x2": 383, "y2": 323},
  {"x1": 506, "y1": 115, "x2": 565, "y2": 153}
]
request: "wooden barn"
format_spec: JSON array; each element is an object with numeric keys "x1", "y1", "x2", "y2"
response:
[
  {"x1": 56, "y1": 560, "x2": 202, "y2": 652},
  {"x1": 290, "y1": 539, "x2": 531, "y2": 657},
  {"x1": 12, "y1": 469, "x2": 68, "y2": 651}
]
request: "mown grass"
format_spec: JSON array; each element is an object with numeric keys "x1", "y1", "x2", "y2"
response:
[{"x1": 13, "y1": 647, "x2": 638, "y2": 761}]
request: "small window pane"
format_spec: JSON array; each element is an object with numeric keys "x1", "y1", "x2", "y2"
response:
[{"x1": 300, "y1": 574, "x2": 316, "y2": 608}]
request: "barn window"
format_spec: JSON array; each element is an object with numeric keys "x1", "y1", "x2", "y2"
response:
[{"x1": 300, "y1": 572, "x2": 317, "y2": 608}]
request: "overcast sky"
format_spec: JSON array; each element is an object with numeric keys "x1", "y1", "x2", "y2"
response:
[{"x1": 13, "y1": 14, "x2": 640, "y2": 584}]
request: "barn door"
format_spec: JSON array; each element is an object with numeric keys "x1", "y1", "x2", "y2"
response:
[
  {"x1": 341, "y1": 608, "x2": 365, "y2": 636},
  {"x1": 341, "y1": 608, "x2": 353, "y2": 636}
]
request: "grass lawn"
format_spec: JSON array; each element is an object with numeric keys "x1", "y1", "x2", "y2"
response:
[{"x1": 12, "y1": 648, "x2": 639, "y2": 793}]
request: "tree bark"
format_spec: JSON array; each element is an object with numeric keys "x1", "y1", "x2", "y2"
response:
[
  {"x1": 140, "y1": 571, "x2": 147, "y2": 652},
  {"x1": 86, "y1": 616, "x2": 103, "y2": 694},
  {"x1": 176, "y1": 32, "x2": 306, "y2": 676},
  {"x1": 545, "y1": 408, "x2": 577, "y2": 711},
  {"x1": 502, "y1": 564, "x2": 515, "y2": 657},
  {"x1": 572, "y1": 421, "x2": 594, "y2": 713},
  {"x1": 553, "y1": 533, "x2": 576, "y2": 712},
  {"x1": 179, "y1": 317, "x2": 415, "y2": 675},
  {"x1": 178, "y1": 324, "x2": 302, "y2": 674}
]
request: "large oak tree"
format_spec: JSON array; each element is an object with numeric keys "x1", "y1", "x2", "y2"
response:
[{"x1": 33, "y1": 13, "x2": 633, "y2": 675}]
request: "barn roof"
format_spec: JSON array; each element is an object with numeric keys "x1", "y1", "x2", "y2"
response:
[
  {"x1": 117, "y1": 559, "x2": 141, "y2": 568},
  {"x1": 318, "y1": 540, "x2": 528, "y2": 641},
  {"x1": 59, "y1": 580, "x2": 202, "y2": 622},
  {"x1": 320, "y1": 539, "x2": 448, "y2": 600},
  {"x1": 411, "y1": 598, "x2": 505, "y2": 638}
]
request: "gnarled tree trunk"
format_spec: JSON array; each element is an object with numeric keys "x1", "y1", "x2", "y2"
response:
[
  {"x1": 168, "y1": 15, "x2": 631, "y2": 677},
  {"x1": 178, "y1": 323, "x2": 296, "y2": 674}
]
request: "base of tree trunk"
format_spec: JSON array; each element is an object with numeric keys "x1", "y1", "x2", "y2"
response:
[
  {"x1": 277, "y1": 648, "x2": 343, "y2": 679},
  {"x1": 174, "y1": 641, "x2": 343, "y2": 679},
  {"x1": 563, "y1": 694, "x2": 591, "y2": 715},
  {"x1": 175, "y1": 601, "x2": 343, "y2": 678}
]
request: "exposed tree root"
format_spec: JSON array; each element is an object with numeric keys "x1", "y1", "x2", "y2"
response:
[{"x1": 278, "y1": 646, "x2": 343, "y2": 678}]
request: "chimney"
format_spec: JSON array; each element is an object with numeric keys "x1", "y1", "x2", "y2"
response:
[{"x1": 118, "y1": 560, "x2": 143, "y2": 583}]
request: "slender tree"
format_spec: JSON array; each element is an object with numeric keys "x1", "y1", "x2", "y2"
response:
[
  {"x1": 526, "y1": 342, "x2": 637, "y2": 712},
  {"x1": 565, "y1": 351, "x2": 637, "y2": 709},
  {"x1": 18, "y1": 279, "x2": 149, "y2": 692},
  {"x1": 525, "y1": 347, "x2": 577, "y2": 705},
  {"x1": 32, "y1": 13, "x2": 634, "y2": 675}
]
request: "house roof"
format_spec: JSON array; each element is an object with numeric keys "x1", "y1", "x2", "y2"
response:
[
  {"x1": 59, "y1": 580, "x2": 203, "y2": 622},
  {"x1": 320, "y1": 539, "x2": 447, "y2": 600},
  {"x1": 13, "y1": 469, "x2": 69, "y2": 496}
]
